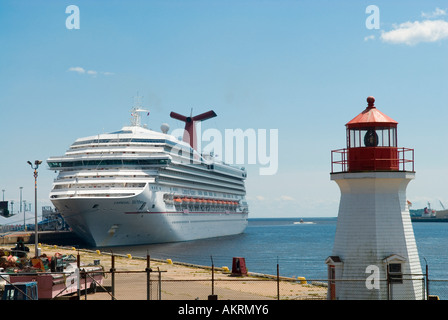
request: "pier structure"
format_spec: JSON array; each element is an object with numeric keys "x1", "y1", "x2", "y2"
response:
[{"x1": 327, "y1": 96, "x2": 423, "y2": 300}]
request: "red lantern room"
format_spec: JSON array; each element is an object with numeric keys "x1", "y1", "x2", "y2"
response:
[{"x1": 331, "y1": 96, "x2": 414, "y2": 173}]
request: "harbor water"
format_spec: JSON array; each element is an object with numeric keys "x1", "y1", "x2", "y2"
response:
[{"x1": 96, "y1": 217, "x2": 448, "y2": 282}]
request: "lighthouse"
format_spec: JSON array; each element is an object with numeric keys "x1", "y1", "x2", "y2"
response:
[{"x1": 326, "y1": 96, "x2": 423, "y2": 300}]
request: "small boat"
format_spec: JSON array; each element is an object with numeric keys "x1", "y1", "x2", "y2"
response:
[
  {"x1": 7, "y1": 253, "x2": 104, "y2": 299},
  {"x1": 293, "y1": 219, "x2": 315, "y2": 225}
]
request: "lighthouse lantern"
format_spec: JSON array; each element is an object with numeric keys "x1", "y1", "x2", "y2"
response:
[
  {"x1": 331, "y1": 96, "x2": 414, "y2": 173},
  {"x1": 345, "y1": 96, "x2": 399, "y2": 172}
]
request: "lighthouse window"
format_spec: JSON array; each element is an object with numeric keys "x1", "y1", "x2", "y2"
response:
[
  {"x1": 347, "y1": 127, "x2": 397, "y2": 148},
  {"x1": 382, "y1": 129, "x2": 390, "y2": 146},
  {"x1": 348, "y1": 129, "x2": 357, "y2": 148},
  {"x1": 388, "y1": 263, "x2": 403, "y2": 284},
  {"x1": 390, "y1": 128, "x2": 397, "y2": 147}
]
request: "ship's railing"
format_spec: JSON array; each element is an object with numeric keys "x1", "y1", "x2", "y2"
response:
[
  {"x1": 331, "y1": 147, "x2": 414, "y2": 173},
  {"x1": 49, "y1": 192, "x2": 137, "y2": 199},
  {"x1": 52, "y1": 176, "x2": 154, "y2": 183},
  {"x1": 52, "y1": 184, "x2": 146, "y2": 191}
]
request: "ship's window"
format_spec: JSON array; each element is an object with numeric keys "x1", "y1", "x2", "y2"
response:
[
  {"x1": 48, "y1": 162, "x2": 62, "y2": 168},
  {"x1": 52, "y1": 158, "x2": 171, "y2": 168}
]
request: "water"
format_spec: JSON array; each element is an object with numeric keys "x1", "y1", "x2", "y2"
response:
[
  {"x1": 97, "y1": 217, "x2": 447, "y2": 282},
  {"x1": 412, "y1": 222, "x2": 448, "y2": 280},
  {"x1": 103, "y1": 217, "x2": 335, "y2": 280}
]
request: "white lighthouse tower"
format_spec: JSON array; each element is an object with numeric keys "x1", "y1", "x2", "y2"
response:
[{"x1": 326, "y1": 96, "x2": 424, "y2": 300}]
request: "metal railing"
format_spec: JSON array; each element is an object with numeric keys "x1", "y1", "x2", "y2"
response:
[{"x1": 331, "y1": 147, "x2": 414, "y2": 173}]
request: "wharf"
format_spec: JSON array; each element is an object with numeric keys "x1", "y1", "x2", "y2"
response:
[
  {"x1": 0, "y1": 230, "x2": 85, "y2": 246},
  {"x1": 34, "y1": 245, "x2": 328, "y2": 300},
  {"x1": 1, "y1": 242, "x2": 327, "y2": 300}
]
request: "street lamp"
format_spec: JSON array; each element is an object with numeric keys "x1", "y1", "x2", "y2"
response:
[{"x1": 27, "y1": 160, "x2": 42, "y2": 257}]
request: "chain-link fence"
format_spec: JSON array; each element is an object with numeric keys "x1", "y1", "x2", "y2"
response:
[
  {"x1": 3, "y1": 270, "x2": 447, "y2": 300},
  {"x1": 82, "y1": 270, "x2": 328, "y2": 300},
  {"x1": 426, "y1": 280, "x2": 448, "y2": 300},
  {"x1": 77, "y1": 271, "x2": 447, "y2": 300},
  {"x1": 2, "y1": 253, "x2": 447, "y2": 300}
]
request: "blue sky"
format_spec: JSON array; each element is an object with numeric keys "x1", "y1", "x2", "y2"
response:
[{"x1": 1, "y1": 0, "x2": 448, "y2": 220}]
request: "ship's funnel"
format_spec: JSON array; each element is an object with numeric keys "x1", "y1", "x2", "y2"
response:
[{"x1": 170, "y1": 110, "x2": 217, "y2": 150}]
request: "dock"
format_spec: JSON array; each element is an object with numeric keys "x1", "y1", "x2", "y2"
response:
[{"x1": 0, "y1": 230, "x2": 86, "y2": 246}]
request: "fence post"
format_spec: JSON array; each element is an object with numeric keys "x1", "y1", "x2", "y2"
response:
[
  {"x1": 425, "y1": 264, "x2": 429, "y2": 300},
  {"x1": 212, "y1": 263, "x2": 215, "y2": 296},
  {"x1": 77, "y1": 250, "x2": 81, "y2": 299},
  {"x1": 208, "y1": 256, "x2": 218, "y2": 300},
  {"x1": 84, "y1": 269, "x2": 88, "y2": 300},
  {"x1": 146, "y1": 254, "x2": 151, "y2": 300},
  {"x1": 211, "y1": 256, "x2": 215, "y2": 296},
  {"x1": 110, "y1": 253, "x2": 116, "y2": 300},
  {"x1": 386, "y1": 266, "x2": 391, "y2": 300},
  {"x1": 277, "y1": 263, "x2": 280, "y2": 300},
  {"x1": 158, "y1": 267, "x2": 162, "y2": 300}
]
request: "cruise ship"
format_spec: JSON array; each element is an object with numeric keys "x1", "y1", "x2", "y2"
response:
[{"x1": 47, "y1": 104, "x2": 249, "y2": 247}]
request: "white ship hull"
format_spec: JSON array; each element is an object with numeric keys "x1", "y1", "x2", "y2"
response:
[
  {"x1": 47, "y1": 106, "x2": 249, "y2": 247},
  {"x1": 52, "y1": 185, "x2": 248, "y2": 247}
]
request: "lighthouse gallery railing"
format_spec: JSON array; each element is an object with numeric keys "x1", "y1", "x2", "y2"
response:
[{"x1": 331, "y1": 147, "x2": 414, "y2": 173}]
